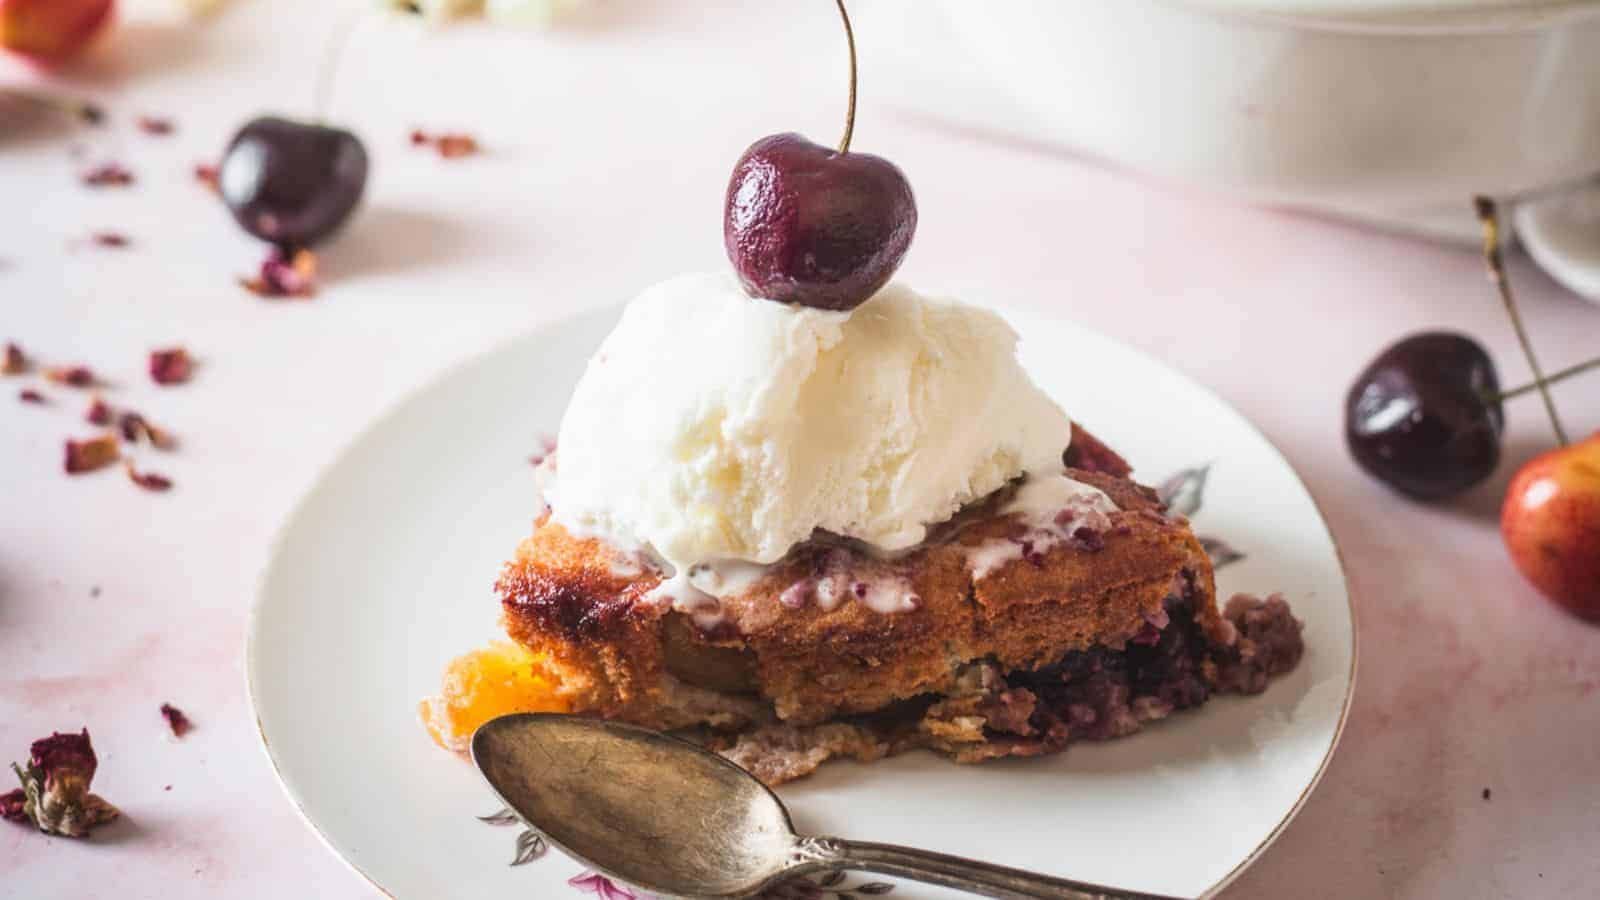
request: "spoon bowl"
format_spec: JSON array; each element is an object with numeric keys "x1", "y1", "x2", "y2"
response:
[{"x1": 473, "y1": 714, "x2": 800, "y2": 898}]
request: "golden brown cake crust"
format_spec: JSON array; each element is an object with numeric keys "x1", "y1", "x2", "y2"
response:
[{"x1": 496, "y1": 466, "x2": 1224, "y2": 731}]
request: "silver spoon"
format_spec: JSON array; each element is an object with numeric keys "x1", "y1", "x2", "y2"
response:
[{"x1": 472, "y1": 713, "x2": 1183, "y2": 900}]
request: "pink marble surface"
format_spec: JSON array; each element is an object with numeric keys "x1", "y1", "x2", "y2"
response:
[{"x1": 2, "y1": 2, "x2": 1597, "y2": 898}]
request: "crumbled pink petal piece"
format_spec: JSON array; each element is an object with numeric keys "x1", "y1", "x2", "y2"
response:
[
  {"x1": 19, "y1": 388, "x2": 45, "y2": 405},
  {"x1": 2, "y1": 343, "x2": 25, "y2": 375},
  {"x1": 194, "y1": 164, "x2": 220, "y2": 193},
  {"x1": 411, "y1": 129, "x2": 481, "y2": 159},
  {"x1": 81, "y1": 163, "x2": 133, "y2": 187},
  {"x1": 86, "y1": 396, "x2": 112, "y2": 425},
  {"x1": 148, "y1": 347, "x2": 192, "y2": 385},
  {"x1": 44, "y1": 366, "x2": 95, "y2": 388},
  {"x1": 567, "y1": 873, "x2": 638, "y2": 900},
  {"x1": 240, "y1": 248, "x2": 318, "y2": 299},
  {"x1": 437, "y1": 134, "x2": 479, "y2": 158},
  {"x1": 127, "y1": 464, "x2": 174, "y2": 492},
  {"x1": 159, "y1": 703, "x2": 192, "y2": 736},
  {"x1": 91, "y1": 232, "x2": 129, "y2": 248},
  {"x1": 136, "y1": 116, "x2": 174, "y2": 136},
  {"x1": 64, "y1": 434, "x2": 120, "y2": 474},
  {"x1": 119, "y1": 412, "x2": 177, "y2": 450},
  {"x1": 0, "y1": 788, "x2": 25, "y2": 822}
]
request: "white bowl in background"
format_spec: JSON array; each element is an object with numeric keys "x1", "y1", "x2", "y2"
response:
[{"x1": 866, "y1": 0, "x2": 1600, "y2": 300}]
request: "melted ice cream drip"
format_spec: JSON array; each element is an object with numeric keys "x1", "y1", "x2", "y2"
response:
[
  {"x1": 775, "y1": 546, "x2": 921, "y2": 615},
  {"x1": 966, "y1": 473, "x2": 1120, "y2": 579},
  {"x1": 642, "y1": 558, "x2": 768, "y2": 631}
]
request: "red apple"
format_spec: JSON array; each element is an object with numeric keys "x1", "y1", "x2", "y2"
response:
[
  {"x1": 1501, "y1": 431, "x2": 1600, "y2": 621},
  {"x1": 0, "y1": 0, "x2": 114, "y2": 64}
]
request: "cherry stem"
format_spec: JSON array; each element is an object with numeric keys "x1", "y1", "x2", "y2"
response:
[
  {"x1": 0, "y1": 89, "x2": 101, "y2": 124},
  {"x1": 1495, "y1": 355, "x2": 1600, "y2": 401},
  {"x1": 835, "y1": 0, "x2": 857, "y2": 155},
  {"x1": 1473, "y1": 196, "x2": 1569, "y2": 446}
]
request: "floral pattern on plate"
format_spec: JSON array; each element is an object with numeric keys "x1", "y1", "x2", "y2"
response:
[
  {"x1": 1157, "y1": 464, "x2": 1245, "y2": 569},
  {"x1": 479, "y1": 809, "x2": 897, "y2": 899}
]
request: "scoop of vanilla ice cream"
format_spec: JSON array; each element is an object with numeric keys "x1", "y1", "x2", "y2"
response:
[{"x1": 545, "y1": 271, "x2": 1071, "y2": 572}]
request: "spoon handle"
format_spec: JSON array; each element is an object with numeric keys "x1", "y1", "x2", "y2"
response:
[{"x1": 807, "y1": 837, "x2": 1184, "y2": 900}]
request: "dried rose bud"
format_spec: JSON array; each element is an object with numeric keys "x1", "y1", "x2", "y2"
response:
[
  {"x1": 81, "y1": 163, "x2": 134, "y2": 187},
  {"x1": 6, "y1": 730, "x2": 120, "y2": 838},
  {"x1": 240, "y1": 247, "x2": 318, "y2": 299},
  {"x1": 194, "y1": 163, "x2": 221, "y2": 193},
  {"x1": 90, "y1": 232, "x2": 130, "y2": 248},
  {"x1": 85, "y1": 396, "x2": 112, "y2": 425},
  {"x1": 19, "y1": 389, "x2": 45, "y2": 405},
  {"x1": 44, "y1": 366, "x2": 95, "y2": 388},
  {"x1": 149, "y1": 347, "x2": 192, "y2": 385},
  {"x1": 159, "y1": 703, "x2": 191, "y2": 736},
  {"x1": 127, "y1": 464, "x2": 173, "y2": 492},
  {"x1": 2, "y1": 343, "x2": 26, "y2": 375},
  {"x1": 64, "y1": 434, "x2": 120, "y2": 474},
  {"x1": 136, "y1": 116, "x2": 174, "y2": 136}
]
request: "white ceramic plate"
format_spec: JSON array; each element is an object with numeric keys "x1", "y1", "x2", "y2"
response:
[{"x1": 248, "y1": 304, "x2": 1355, "y2": 900}]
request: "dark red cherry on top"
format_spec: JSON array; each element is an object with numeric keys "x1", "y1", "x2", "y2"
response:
[
  {"x1": 1346, "y1": 332, "x2": 1504, "y2": 500},
  {"x1": 220, "y1": 116, "x2": 368, "y2": 249},
  {"x1": 724, "y1": 132, "x2": 916, "y2": 312}
]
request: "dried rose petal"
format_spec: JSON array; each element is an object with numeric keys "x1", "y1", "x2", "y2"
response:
[
  {"x1": 118, "y1": 412, "x2": 143, "y2": 441},
  {"x1": 6, "y1": 729, "x2": 120, "y2": 838},
  {"x1": 118, "y1": 412, "x2": 177, "y2": 450},
  {"x1": 0, "y1": 788, "x2": 24, "y2": 823},
  {"x1": 240, "y1": 247, "x2": 318, "y2": 299},
  {"x1": 194, "y1": 164, "x2": 220, "y2": 193},
  {"x1": 19, "y1": 388, "x2": 45, "y2": 405},
  {"x1": 126, "y1": 464, "x2": 174, "y2": 492},
  {"x1": 136, "y1": 116, "x2": 174, "y2": 136},
  {"x1": 44, "y1": 366, "x2": 95, "y2": 388},
  {"x1": 436, "y1": 134, "x2": 479, "y2": 158},
  {"x1": 3, "y1": 343, "x2": 28, "y2": 375},
  {"x1": 159, "y1": 703, "x2": 191, "y2": 736},
  {"x1": 81, "y1": 163, "x2": 134, "y2": 187},
  {"x1": 411, "y1": 129, "x2": 480, "y2": 159},
  {"x1": 85, "y1": 396, "x2": 112, "y2": 425},
  {"x1": 90, "y1": 232, "x2": 130, "y2": 248},
  {"x1": 149, "y1": 347, "x2": 192, "y2": 385},
  {"x1": 78, "y1": 103, "x2": 105, "y2": 126},
  {"x1": 64, "y1": 434, "x2": 120, "y2": 474},
  {"x1": 146, "y1": 424, "x2": 177, "y2": 451}
]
